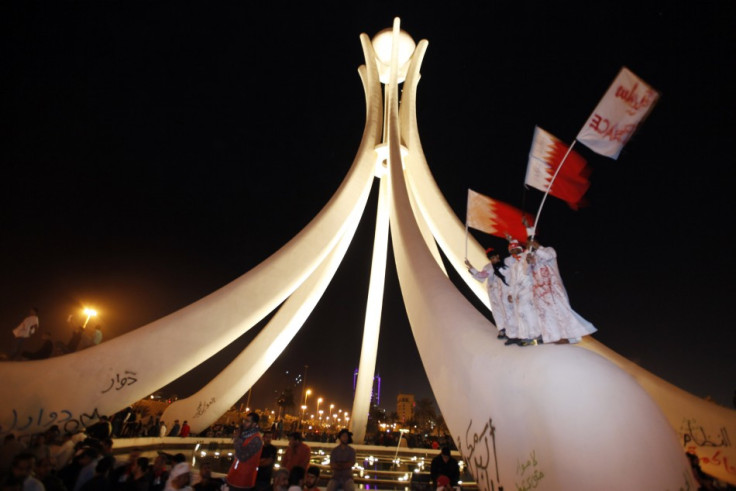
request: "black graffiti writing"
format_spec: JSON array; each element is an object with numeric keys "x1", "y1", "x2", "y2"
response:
[
  {"x1": 515, "y1": 450, "x2": 544, "y2": 491},
  {"x1": 193, "y1": 397, "x2": 216, "y2": 419},
  {"x1": 681, "y1": 418, "x2": 731, "y2": 448},
  {"x1": 1, "y1": 407, "x2": 101, "y2": 436},
  {"x1": 457, "y1": 417, "x2": 500, "y2": 491},
  {"x1": 101, "y1": 371, "x2": 138, "y2": 393}
]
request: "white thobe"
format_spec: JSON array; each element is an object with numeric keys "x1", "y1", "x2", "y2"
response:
[
  {"x1": 529, "y1": 246, "x2": 597, "y2": 343},
  {"x1": 506, "y1": 254, "x2": 542, "y2": 340}
]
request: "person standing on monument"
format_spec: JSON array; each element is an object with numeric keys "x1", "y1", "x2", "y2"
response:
[
  {"x1": 10, "y1": 308, "x2": 39, "y2": 360},
  {"x1": 505, "y1": 237, "x2": 542, "y2": 346},
  {"x1": 226, "y1": 412, "x2": 263, "y2": 491},
  {"x1": 526, "y1": 238, "x2": 597, "y2": 344},
  {"x1": 466, "y1": 248, "x2": 516, "y2": 340}
]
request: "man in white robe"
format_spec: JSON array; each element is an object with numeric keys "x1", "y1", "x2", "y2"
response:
[
  {"x1": 527, "y1": 241, "x2": 596, "y2": 343},
  {"x1": 505, "y1": 240, "x2": 542, "y2": 345},
  {"x1": 466, "y1": 250, "x2": 517, "y2": 340}
]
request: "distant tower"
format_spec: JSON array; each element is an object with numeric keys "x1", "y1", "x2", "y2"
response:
[
  {"x1": 353, "y1": 369, "x2": 382, "y2": 406},
  {"x1": 397, "y1": 394, "x2": 414, "y2": 423}
]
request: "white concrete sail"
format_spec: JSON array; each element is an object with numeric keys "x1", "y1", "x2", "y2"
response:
[
  {"x1": 0, "y1": 33, "x2": 382, "y2": 437},
  {"x1": 384, "y1": 19, "x2": 692, "y2": 489}
]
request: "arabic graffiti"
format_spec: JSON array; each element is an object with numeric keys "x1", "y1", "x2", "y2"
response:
[
  {"x1": 457, "y1": 418, "x2": 501, "y2": 491},
  {"x1": 680, "y1": 418, "x2": 731, "y2": 448},
  {"x1": 686, "y1": 447, "x2": 736, "y2": 476},
  {"x1": 515, "y1": 449, "x2": 544, "y2": 491},
  {"x1": 101, "y1": 371, "x2": 138, "y2": 393},
  {"x1": 0, "y1": 407, "x2": 102, "y2": 436},
  {"x1": 193, "y1": 397, "x2": 216, "y2": 419}
]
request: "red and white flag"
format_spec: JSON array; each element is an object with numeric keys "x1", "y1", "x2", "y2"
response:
[
  {"x1": 577, "y1": 67, "x2": 659, "y2": 159},
  {"x1": 466, "y1": 189, "x2": 533, "y2": 242},
  {"x1": 525, "y1": 126, "x2": 591, "y2": 209}
]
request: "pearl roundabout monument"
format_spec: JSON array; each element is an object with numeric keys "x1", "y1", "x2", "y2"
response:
[{"x1": 1, "y1": 18, "x2": 734, "y2": 491}]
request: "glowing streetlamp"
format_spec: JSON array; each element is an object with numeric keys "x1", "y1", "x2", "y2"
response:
[
  {"x1": 329, "y1": 404, "x2": 335, "y2": 418},
  {"x1": 304, "y1": 389, "x2": 312, "y2": 406},
  {"x1": 299, "y1": 404, "x2": 307, "y2": 430},
  {"x1": 82, "y1": 308, "x2": 97, "y2": 328},
  {"x1": 317, "y1": 397, "x2": 323, "y2": 413}
]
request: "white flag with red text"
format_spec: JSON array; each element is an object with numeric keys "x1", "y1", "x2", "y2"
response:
[
  {"x1": 526, "y1": 126, "x2": 591, "y2": 209},
  {"x1": 466, "y1": 189, "x2": 533, "y2": 242},
  {"x1": 577, "y1": 67, "x2": 659, "y2": 159}
]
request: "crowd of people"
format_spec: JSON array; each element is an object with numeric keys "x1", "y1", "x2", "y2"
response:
[
  {"x1": 466, "y1": 233, "x2": 596, "y2": 347},
  {"x1": 225, "y1": 413, "x2": 355, "y2": 491},
  {"x1": 0, "y1": 424, "x2": 193, "y2": 491}
]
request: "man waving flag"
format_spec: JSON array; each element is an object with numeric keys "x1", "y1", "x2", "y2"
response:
[{"x1": 466, "y1": 189, "x2": 533, "y2": 243}]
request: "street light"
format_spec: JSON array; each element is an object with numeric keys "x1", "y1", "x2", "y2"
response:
[
  {"x1": 304, "y1": 389, "x2": 312, "y2": 406},
  {"x1": 82, "y1": 308, "x2": 97, "y2": 328},
  {"x1": 300, "y1": 405, "x2": 307, "y2": 430},
  {"x1": 329, "y1": 404, "x2": 335, "y2": 418},
  {"x1": 317, "y1": 397, "x2": 323, "y2": 413}
]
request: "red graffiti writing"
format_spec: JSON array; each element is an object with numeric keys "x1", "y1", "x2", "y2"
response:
[
  {"x1": 614, "y1": 82, "x2": 656, "y2": 115},
  {"x1": 586, "y1": 114, "x2": 637, "y2": 143},
  {"x1": 687, "y1": 447, "x2": 736, "y2": 476}
]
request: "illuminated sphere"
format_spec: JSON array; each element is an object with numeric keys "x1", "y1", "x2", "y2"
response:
[{"x1": 371, "y1": 28, "x2": 416, "y2": 83}]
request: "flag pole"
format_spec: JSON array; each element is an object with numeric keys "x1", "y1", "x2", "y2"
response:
[{"x1": 532, "y1": 139, "x2": 578, "y2": 236}]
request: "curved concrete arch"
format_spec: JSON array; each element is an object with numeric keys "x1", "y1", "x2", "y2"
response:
[
  {"x1": 383, "y1": 20, "x2": 692, "y2": 488},
  {"x1": 397, "y1": 39, "x2": 492, "y2": 311},
  {"x1": 0, "y1": 32, "x2": 384, "y2": 437},
  {"x1": 161, "y1": 180, "x2": 371, "y2": 434}
]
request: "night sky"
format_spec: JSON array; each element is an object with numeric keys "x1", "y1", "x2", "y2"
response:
[{"x1": 2, "y1": 3, "x2": 735, "y2": 414}]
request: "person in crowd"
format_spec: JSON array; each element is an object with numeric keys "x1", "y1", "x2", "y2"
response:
[
  {"x1": 225, "y1": 413, "x2": 263, "y2": 491},
  {"x1": 303, "y1": 467, "x2": 320, "y2": 491},
  {"x1": 85, "y1": 417, "x2": 112, "y2": 441},
  {"x1": 4, "y1": 453, "x2": 43, "y2": 491},
  {"x1": 430, "y1": 447, "x2": 459, "y2": 489},
  {"x1": 28, "y1": 434, "x2": 50, "y2": 467},
  {"x1": 50, "y1": 433, "x2": 76, "y2": 471},
  {"x1": 123, "y1": 458, "x2": 150, "y2": 491},
  {"x1": 73, "y1": 447, "x2": 103, "y2": 491},
  {"x1": 255, "y1": 431, "x2": 276, "y2": 491},
  {"x1": 147, "y1": 455, "x2": 168, "y2": 491},
  {"x1": 10, "y1": 308, "x2": 39, "y2": 360},
  {"x1": 22, "y1": 332, "x2": 53, "y2": 360},
  {"x1": 92, "y1": 327, "x2": 103, "y2": 346},
  {"x1": 271, "y1": 469, "x2": 288, "y2": 491},
  {"x1": 66, "y1": 326, "x2": 84, "y2": 354},
  {"x1": 325, "y1": 430, "x2": 355, "y2": 491},
  {"x1": 78, "y1": 456, "x2": 114, "y2": 491},
  {"x1": 286, "y1": 467, "x2": 304, "y2": 491},
  {"x1": 110, "y1": 449, "x2": 141, "y2": 489},
  {"x1": 435, "y1": 475, "x2": 451, "y2": 491},
  {"x1": 280, "y1": 433, "x2": 310, "y2": 473},
  {"x1": 178, "y1": 423, "x2": 190, "y2": 439},
  {"x1": 167, "y1": 422, "x2": 180, "y2": 438},
  {"x1": 165, "y1": 463, "x2": 191, "y2": 491},
  {"x1": 34, "y1": 456, "x2": 66, "y2": 491},
  {"x1": 191, "y1": 462, "x2": 221, "y2": 491},
  {"x1": 1, "y1": 434, "x2": 26, "y2": 476}
]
